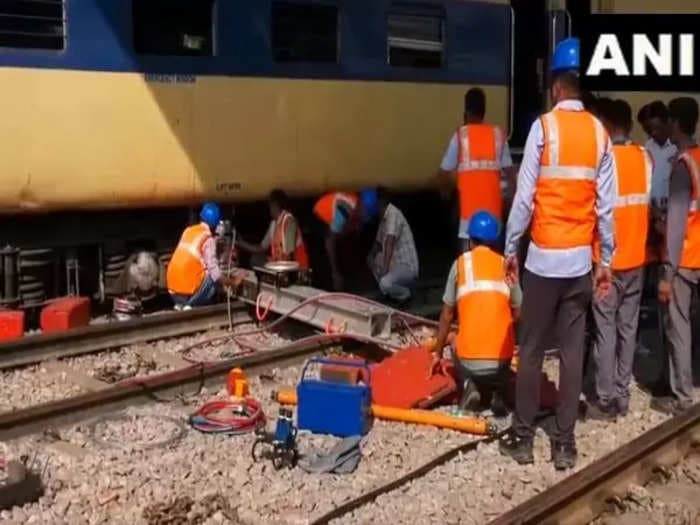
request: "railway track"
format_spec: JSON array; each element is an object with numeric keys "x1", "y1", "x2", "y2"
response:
[
  {"x1": 0, "y1": 293, "x2": 686, "y2": 525},
  {"x1": 0, "y1": 303, "x2": 250, "y2": 371},
  {"x1": 488, "y1": 403, "x2": 700, "y2": 525}
]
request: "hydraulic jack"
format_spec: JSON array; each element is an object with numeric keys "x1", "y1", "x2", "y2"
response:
[{"x1": 251, "y1": 407, "x2": 298, "y2": 470}]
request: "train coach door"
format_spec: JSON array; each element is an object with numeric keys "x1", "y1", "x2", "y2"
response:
[{"x1": 508, "y1": 0, "x2": 548, "y2": 153}]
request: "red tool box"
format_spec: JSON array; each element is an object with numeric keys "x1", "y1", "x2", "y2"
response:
[
  {"x1": 0, "y1": 310, "x2": 24, "y2": 342},
  {"x1": 40, "y1": 297, "x2": 91, "y2": 334}
]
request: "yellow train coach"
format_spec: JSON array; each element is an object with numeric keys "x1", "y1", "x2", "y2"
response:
[{"x1": 0, "y1": 0, "x2": 512, "y2": 213}]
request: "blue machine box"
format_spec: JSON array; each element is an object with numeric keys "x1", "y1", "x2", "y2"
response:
[{"x1": 297, "y1": 358, "x2": 372, "y2": 437}]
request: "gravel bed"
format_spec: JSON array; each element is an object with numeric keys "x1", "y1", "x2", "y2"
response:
[
  {"x1": 0, "y1": 364, "x2": 473, "y2": 525},
  {"x1": 0, "y1": 323, "x2": 279, "y2": 412},
  {"x1": 592, "y1": 453, "x2": 700, "y2": 524},
  {"x1": 330, "y1": 357, "x2": 677, "y2": 525}
]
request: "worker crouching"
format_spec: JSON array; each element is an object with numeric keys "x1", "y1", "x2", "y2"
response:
[
  {"x1": 367, "y1": 187, "x2": 419, "y2": 306},
  {"x1": 313, "y1": 188, "x2": 379, "y2": 291},
  {"x1": 166, "y1": 202, "x2": 242, "y2": 309},
  {"x1": 237, "y1": 189, "x2": 309, "y2": 270},
  {"x1": 429, "y1": 211, "x2": 521, "y2": 416}
]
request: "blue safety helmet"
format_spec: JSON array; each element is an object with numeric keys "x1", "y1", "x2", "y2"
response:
[
  {"x1": 468, "y1": 211, "x2": 500, "y2": 243},
  {"x1": 551, "y1": 37, "x2": 580, "y2": 73},
  {"x1": 200, "y1": 202, "x2": 221, "y2": 229},
  {"x1": 360, "y1": 188, "x2": 379, "y2": 220}
]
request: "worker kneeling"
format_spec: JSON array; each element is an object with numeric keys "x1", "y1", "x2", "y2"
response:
[
  {"x1": 167, "y1": 202, "x2": 240, "y2": 309},
  {"x1": 237, "y1": 189, "x2": 309, "y2": 270},
  {"x1": 430, "y1": 211, "x2": 521, "y2": 414}
]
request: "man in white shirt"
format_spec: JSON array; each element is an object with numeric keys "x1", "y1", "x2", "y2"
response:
[
  {"x1": 367, "y1": 187, "x2": 419, "y2": 305},
  {"x1": 638, "y1": 101, "x2": 677, "y2": 205}
]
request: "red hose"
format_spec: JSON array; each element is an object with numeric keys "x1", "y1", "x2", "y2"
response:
[
  {"x1": 255, "y1": 293, "x2": 273, "y2": 322},
  {"x1": 188, "y1": 397, "x2": 265, "y2": 435}
]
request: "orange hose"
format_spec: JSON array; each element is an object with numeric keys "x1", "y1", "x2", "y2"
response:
[{"x1": 272, "y1": 389, "x2": 490, "y2": 435}]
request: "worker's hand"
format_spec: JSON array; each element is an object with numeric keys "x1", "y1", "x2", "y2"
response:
[
  {"x1": 593, "y1": 265, "x2": 613, "y2": 302},
  {"x1": 331, "y1": 270, "x2": 344, "y2": 291},
  {"x1": 428, "y1": 349, "x2": 442, "y2": 378},
  {"x1": 658, "y1": 280, "x2": 673, "y2": 304},
  {"x1": 223, "y1": 271, "x2": 246, "y2": 291},
  {"x1": 504, "y1": 256, "x2": 519, "y2": 286}
]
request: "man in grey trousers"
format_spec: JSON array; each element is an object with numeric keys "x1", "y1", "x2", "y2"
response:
[
  {"x1": 588, "y1": 99, "x2": 653, "y2": 420},
  {"x1": 498, "y1": 41, "x2": 615, "y2": 471},
  {"x1": 653, "y1": 97, "x2": 700, "y2": 416}
]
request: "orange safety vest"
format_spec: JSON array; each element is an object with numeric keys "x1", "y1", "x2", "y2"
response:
[
  {"x1": 456, "y1": 124, "x2": 503, "y2": 222},
  {"x1": 270, "y1": 210, "x2": 310, "y2": 270},
  {"x1": 313, "y1": 192, "x2": 358, "y2": 226},
  {"x1": 455, "y1": 246, "x2": 515, "y2": 361},
  {"x1": 593, "y1": 142, "x2": 652, "y2": 270},
  {"x1": 166, "y1": 222, "x2": 212, "y2": 296},
  {"x1": 678, "y1": 146, "x2": 700, "y2": 269},
  {"x1": 531, "y1": 109, "x2": 607, "y2": 250}
]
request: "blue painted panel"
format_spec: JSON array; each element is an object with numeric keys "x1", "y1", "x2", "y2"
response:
[{"x1": 0, "y1": 0, "x2": 510, "y2": 85}]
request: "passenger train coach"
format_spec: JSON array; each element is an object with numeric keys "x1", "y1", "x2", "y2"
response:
[{"x1": 0, "y1": 0, "x2": 514, "y2": 307}]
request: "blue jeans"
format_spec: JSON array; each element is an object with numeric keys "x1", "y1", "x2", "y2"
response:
[{"x1": 171, "y1": 275, "x2": 217, "y2": 307}]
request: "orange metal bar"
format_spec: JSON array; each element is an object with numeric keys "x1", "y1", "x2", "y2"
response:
[{"x1": 272, "y1": 389, "x2": 490, "y2": 435}]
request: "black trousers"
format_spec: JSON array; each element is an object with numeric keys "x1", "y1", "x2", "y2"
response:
[{"x1": 513, "y1": 270, "x2": 593, "y2": 444}]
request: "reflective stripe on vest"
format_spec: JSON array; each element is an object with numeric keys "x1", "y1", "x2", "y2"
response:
[
  {"x1": 455, "y1": 246, "x2": 514, "y2": 362},
  {"x1": 594, "y1": 142, "x2": 651, "y2": 270},
  {"x1": 271, "y1": 211, "x2": 309, "y2": 270},
  {"x1": 166, "y1": 223, "x2": 211, "y2": 296},
  {"x1": 531, "y1": 109, "x2": 605, "y2": 250},
  {"x1": 456, "y1": 124, "x2": 503, "y2": 222},
  {"x1": 678, "y1": 147, "x2": 700, "y2": 269}
]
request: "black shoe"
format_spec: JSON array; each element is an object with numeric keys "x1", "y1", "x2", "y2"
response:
[
  {"x1": 551, "y1": 441, "x2": 577, "y2": 471},
  {"x1": 650, "y1": 397, "x2": 692, "y2": 416},
  {"x1": 458, "y1": 379, "x2": 481, "y2": 412},
  {"x1": 585, "y1": 401, "x2": 617, "y2": 421},
  {"x1": 499, "y1": 430, "x2": 534, "y2": 465}
]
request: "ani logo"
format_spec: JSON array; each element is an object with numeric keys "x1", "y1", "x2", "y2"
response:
[{"x1": 580, "y1": 15, "x2": 700, "y2": 92}]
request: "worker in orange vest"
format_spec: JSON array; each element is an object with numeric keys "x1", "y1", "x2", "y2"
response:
[
  {"x1": 500, "y1": 38, "x2": 614, "y2": 470},
  {"x1": 436, "y1": 88, "x2": 516, "y2": 249},
  {"x1": 167, "y1": 202, "x2": 242, "y2": 310},
  {"x1": 653, "y1": 97, "x2": 700, "y2": 416},
  {"x1": 429, "y1": 211, "x2": 521, "y2": 415},
  {"x1": 588, "y1": 99, "x2": 652, "y2": 421},
  {"x1": 313, "y1": 188, "x2": 379, "y2": 291},
  {"x1": 237, "y1": 189, "x2": 309, "y2": 270}
]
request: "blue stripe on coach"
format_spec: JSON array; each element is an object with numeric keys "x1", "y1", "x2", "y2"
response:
[{"x1": 0, "y1": 0, "x2": 510, "y2": 85}]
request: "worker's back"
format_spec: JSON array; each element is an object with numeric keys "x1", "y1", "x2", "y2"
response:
[
  {"x1": 532, "y1": 108, "x2": 606, "y2": 251},
  {"x1": 594, "y1": 142, "x2": 652, "y2": 271},
  {"x1": 678, "y1": 146, "x2": 700, "y2": 269},
  {"x1": 456, "y1": 123, "x2": 504, "y2": 223},
  {"x1": 455, "y1": 245, "x2": 514, "y2": 362},
  {"x1": 166, "y1": 223, "x2": 211, "y2": 296}
]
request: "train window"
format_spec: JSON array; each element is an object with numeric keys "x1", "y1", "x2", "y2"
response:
[
  {"x1": 0, "y1": 0, "x2": 65, "y2": 50},
  {"x1": 132, "y1": 0, "x2": 214, "y2": 56},
  {"x1": 388, "y1": 7, "x2": 444, "y2": 68},
  {"x1": 271, "y1": 2, "x2": 338, "y2": 63}
]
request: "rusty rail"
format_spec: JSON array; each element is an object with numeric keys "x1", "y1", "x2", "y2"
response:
[
  {"x1": 489, "y1": 404, "x2": 700, "y2": 525},
  {"x1": 0, "y1": 303, "x2": 250, "y2": 370},
  {"x1": 0, "y1": 336, "x2": 378, "y2": 441}
]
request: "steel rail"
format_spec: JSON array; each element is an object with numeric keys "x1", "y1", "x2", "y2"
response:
[
  {"x1": 0, "y1": 303, "x2": 250, "y2": 371},
  {"x1": 488, "y1": 403, "x2": 700, "y2": 525},
  {"x1": 0, "y1": 336, "x2": 377, "y2": 442}
]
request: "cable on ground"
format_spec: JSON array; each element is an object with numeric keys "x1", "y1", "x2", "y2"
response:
[{"x1": 188, "y1": 397, "x2": 265, "y2": 436}]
